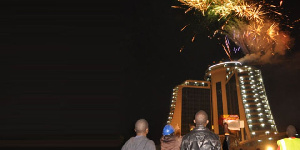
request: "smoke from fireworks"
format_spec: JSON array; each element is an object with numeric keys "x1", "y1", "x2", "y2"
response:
[{"x1": 175, "y1": 0, "x2": 295, "y2": 64}]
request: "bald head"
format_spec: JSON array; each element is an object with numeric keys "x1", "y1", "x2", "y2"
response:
[
  {"x1": 286, "y1": 125, "x2": 297, "y2": 137},
  {"x1": 194, "y1": 110, "x2": 208, "y2": 126},
  {"x1": 135, "y1": 119, "x2": 149, "y2": 134}
]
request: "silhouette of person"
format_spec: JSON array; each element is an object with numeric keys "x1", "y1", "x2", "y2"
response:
[
  {"x1": 277, "y1": 125, "x2": 300, "y2": 150},
  {"x1": 121, "y1": 119, "x2": 156, "y2": 150},
  {"x1": 222, "y1": 123, "x2": 230, "y2": 150},
  {"x1": 180, "y1": 110, "x2": 221, "y2": 150},
  {"x1": 160, "y1": 124, "x2": 182, "y2": 150}
]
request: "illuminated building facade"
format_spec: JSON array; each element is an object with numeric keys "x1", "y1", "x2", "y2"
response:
[
  {"x1": 167, "y1": 61, "x2": 278, "y2": 142},
  {"x1": 167, "y1": 80, "x2": 211, "y2": 135}
]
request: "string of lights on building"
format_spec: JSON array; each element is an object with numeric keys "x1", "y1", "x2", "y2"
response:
[{"x1": 166, "y1": 61, "x2": 280, "y2": 146}]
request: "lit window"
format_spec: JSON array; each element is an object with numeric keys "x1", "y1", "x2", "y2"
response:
[
  {"x1": 268, "y1": 137, "x2": 273, "y2": 140},
  {"x1": 265, "y1": 131, "x2": 270, "y2": 134}
]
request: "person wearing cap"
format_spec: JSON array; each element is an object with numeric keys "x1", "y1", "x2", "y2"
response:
[
  {"x1": 160, "y1": 124, "x2": 182, "y2": 150},
  {"x1": 277, "y1": 125, "x2": 300, "y2": 150}
]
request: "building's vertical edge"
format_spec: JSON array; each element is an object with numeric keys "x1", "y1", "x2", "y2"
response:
[
  {"x1": 235, "y1": 69, "x2": 251, "y2": 141},
  {"x1": 211, "y1": 78, "x2": 219, "y2": 134},
  {"x1": 222, "y1": 73, "x2": 228, "y2": 116},
  {"x1": 170, "y1": 86, "x2": 182, "y2": 136}
]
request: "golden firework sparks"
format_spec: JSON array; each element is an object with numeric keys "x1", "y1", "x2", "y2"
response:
[{"x1": 174, "y1": 0, "x2": 294, "y2": 64}]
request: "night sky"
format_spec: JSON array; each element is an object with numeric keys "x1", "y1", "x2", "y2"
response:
[{"x1": 0, "y1": 0, "x2": 299, "y2": 148}]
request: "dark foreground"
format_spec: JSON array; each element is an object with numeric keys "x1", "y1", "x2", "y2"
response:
[
  {"x1": 0, "y1": 148, "x2": 121, "y2": 150},
  {"x1": 0, "y1": 139, "x2": 123, "y2": 150}
]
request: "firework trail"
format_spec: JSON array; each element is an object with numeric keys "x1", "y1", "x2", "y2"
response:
[{"x1": 175, "y1": 0, "x2": 295, "y2": 64}]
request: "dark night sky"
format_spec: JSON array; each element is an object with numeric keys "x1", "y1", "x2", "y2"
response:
[{"x1": 0, "y1": 0, "x2": 299, "y2": 148}]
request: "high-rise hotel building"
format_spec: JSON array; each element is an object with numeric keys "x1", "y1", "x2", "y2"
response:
[{"x1": 167, "y1": 61, "x2": 278, "y2": 141}]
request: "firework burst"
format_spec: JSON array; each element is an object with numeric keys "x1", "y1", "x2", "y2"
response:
[{"x1": 174, "y1": 0, "x2": 295, "y2": 64}]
